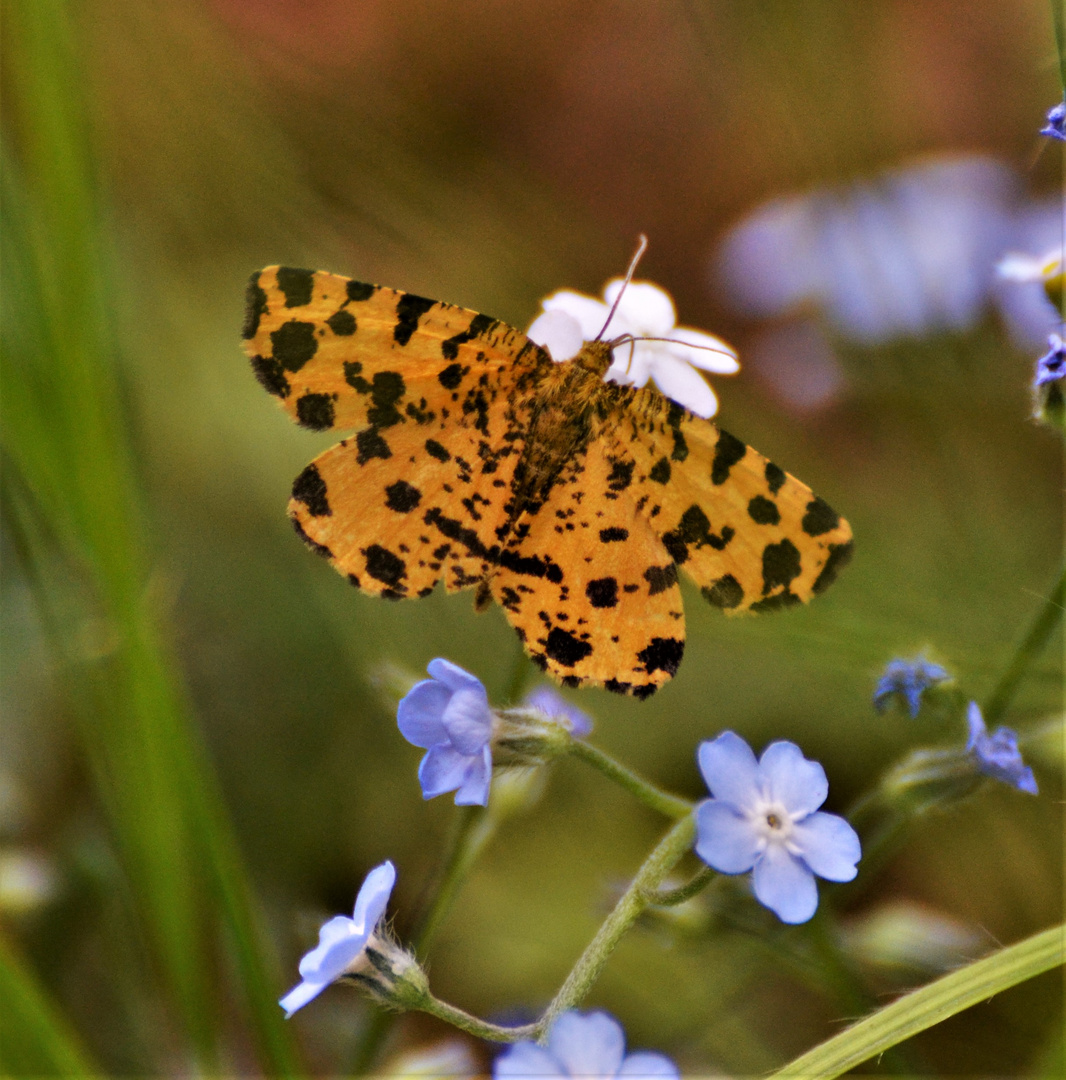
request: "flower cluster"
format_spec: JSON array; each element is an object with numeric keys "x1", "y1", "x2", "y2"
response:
[
  {"x1": 1040, "y1": 99, "x2": 1066, "y2": 142},
  {"x1": 965, "y1": 702, "x2": 1038, "y2": 795},
  {"x1": 873, "y1": 655, "x2": 951, "y2": 718}
]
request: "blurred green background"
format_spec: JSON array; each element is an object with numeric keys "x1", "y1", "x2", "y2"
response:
[{"x1": 2, "y1": 1, "x2": 1062, "y2": 1076}]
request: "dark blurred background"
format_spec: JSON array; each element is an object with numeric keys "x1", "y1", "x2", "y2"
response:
[{"x1": 2, "y1": 1, "x2": 1063, "y2": 1076}]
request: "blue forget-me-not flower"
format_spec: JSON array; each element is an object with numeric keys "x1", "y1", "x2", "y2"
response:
[
  {"x1": 873, "y1": 655, "x2": 951, "y2": 718},
  {"x1": 1035, "y1": 332, "x2": 1065, "y2": 388},
  {"x1": 524, "y1": 685, "x2": 594, "y2": 738},
  {"x1": 398, "y1": 659, "x2": 494, "y2": 806},
  {"x1": 966, "y1": 702, "x2": 1038, "y2": 795},
  {"x1": 495, "y1": 1010, "x2": 679, "y2": 1079},
  {"x1": 280, "y1": 861, "x2": 396, "y2": 1017},
  {"x1": 1040, "y1": 100, "x2": 1066, "y2": 141},
  {"x1": 694, "y1": 732, "x2": 861, "y2": 924}
]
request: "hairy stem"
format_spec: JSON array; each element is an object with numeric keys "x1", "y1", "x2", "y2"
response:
[{"x1": 568, "y1": 740, "x2": 693, "y2": 819}]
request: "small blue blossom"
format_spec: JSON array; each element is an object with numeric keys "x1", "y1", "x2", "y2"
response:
[
  {"x1": 495, "y1": 1010, "x2": 678, "y2": 1079},
  {"x1": 524, "y1": 685, "x2": 593, "y2": 737},
  {"x1": 695, "y1": 732, "x2": 861, "y2": 924},
  {"x1": 1034, "y1": 332, "x2": 1066, "y2": 388},
  {"x1": 279, "y1": 861, "x2": 396, "y2": 1017},
  {"x1": 1040, "y1": 100, "x2": 1066, "y2": 142},
  {"x1": 966, "y1": 702, "x2": 1038, "y2": 795},
  {"x1": 873, "y1": 655, "x2": 951, "y2": 718},
  {"x1": 398, "y1": 659, "x2": 494, "y2": 805}
]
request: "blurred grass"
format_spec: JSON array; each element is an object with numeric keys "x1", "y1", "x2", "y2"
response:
[{"x1": 1, "y1": 3, "x2": 296, "y2": 1073}]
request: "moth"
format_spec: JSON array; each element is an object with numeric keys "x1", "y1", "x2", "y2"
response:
[{"x1": 244, "y1": 265, "x2": 852, "y2": 698}]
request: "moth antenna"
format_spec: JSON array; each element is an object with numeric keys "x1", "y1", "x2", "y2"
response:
[
  {"x1": 594, "y1": 234, "x2": 648, "y2": 342},
  {"x1": 608, "y1": 333, "x2": 736, "y2": 360}
]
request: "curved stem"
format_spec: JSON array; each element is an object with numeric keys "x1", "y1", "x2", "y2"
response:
[
  {"x1": 538, "y1": 814, "x2": 696, "y2": 1036},
  {"x1": 568, "y1": 740, "x2": 693, "y2": 819},
  {"x1": 643, "y1": 865, "x2": 716, "y2": 907},
  {"x1": 418, "y1": 993, "x2": 538, "y2": 1044}
]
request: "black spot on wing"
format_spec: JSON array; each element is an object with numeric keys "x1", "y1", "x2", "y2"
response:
[
  {"x1": 363, "y1": 544, "x2": 406, "y2": 588},
  {"x1": 292, "y1": 464, "x2": 331, "y2": 517},
  {"x1": 637, "y1": 637, "x2": 684, "y2": 676},
  {"x1": 296, "y1": 393, "x2": 335, "y2": 430},
  {"x1": 747, "y1": 495, "x2": 780, "y2": 525},
  {"x1": 327, "y1": 309, "x2": 356, "y2": 335},
  {"x1": 347, "y1": 280, "x2": 376, "y2": 303},
  {"x1": 762, "y1": 538, "x2": 801, "y2": 594},
  {"x1": 606, "y1": 460, "x2": 635, "y2": 492},
  {"x1": 441, "y1": 313, "x2": 498, "y2": 359},
  {"x1": 243, "y1": 275, "x2": 268, "y2": 339},
  {"x1": 356, "y1": 428, "x2": 392, "y2": 464},
  {"x1": 802, "y1": 497, "x2": 841, "y2": 537},
  {"x1": 367, "y1": 371, "x2": 405, "y2": 427},
  {"x1": 661, "y1": 505, "x2": 734, "y2": 563},
  {"x1": 545, "y1": 627, "x2": 593, "y2": 667},
  {"x1": 702, "y1": 574, "x2": 743, "y2": 609},
  {"x1": 765, "y1": 461, "x2": 786, "y2": 495},
  {"x1": 644, "y1": 564, "x2": 678, "y2": 596},
  {"x1": 291, "y1": 516, "x2": 333, "y2": 558},
  {"x1": 271, "y1": 320, "x2": 318, "y2": 372},
  {"x1": 648, "y1": 456, "x2": 671, "y2": 484},
  {"x1": 438, "y1": 363, "x2": 464, "y2": 390},
  {"x1": 599, "y1": 527, "x2": 628, "y2": 542},
  {"x1": 394, "y1": 294, "x2": 436, "y2": 346},
  {"x1": 425, "y1": 439, "x2": 451, "y2": 462},
  {"x1": 750, "y1": 591, "x2": 802, "y2": 612},
  {"x1": 385, "y1": 480, "x2": 421, "y2": 513},
  {"x1": 812, "y1": 541, "x2": 853, "y2": 594},
  {"x1": 586, "y1": 577, "x2": 619, "y2": 608},
  {"x1": 276, "y1": 267, "x2": 314, "y2": 307},
  {"x1": 711, "y1": 430, "x2": 747, "y2": 484},
  {"x1": 250, "y1": 354, "x2": 290, "y2": 398}
]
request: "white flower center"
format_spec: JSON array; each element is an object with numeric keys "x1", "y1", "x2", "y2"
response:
[{"x1": 749, "y1": 798, "x2": 797, "y2": 851}]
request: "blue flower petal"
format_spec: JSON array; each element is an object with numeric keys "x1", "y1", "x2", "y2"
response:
[
  {"x1": 279, "y1": 977, "x2": 328, "y2": 1018},
  {"x1": 453, "y1": 745, "x2": 492, "y2": 806},
  {"x1": 297, "y1": 916, "x2": 362, "y2": 981},
  {"x1": 697, "y1": 731, "x2": 760, "y2": 808},
  {"x1": 427, "y1": 657, "x2": 486, "y2": 695},
  {"x1": 397, "y1": 680, "x2": 452, "y2": 747},
  {"x1": 494, "y1": 1043, "x2": 561, "y2": 1077},
  {"x1": 441, "y1": 687, "x2": 494, "y2": 754},
  {"x1": 351, "y1": 860, "x2": 396, "y2": 934},
  {"x1": 524, "y1": 686, "x2": 593, "y2": 737},
  {"x1": 418, "y1": 744, "x2": 476, "y2": 799},
  {"x1": 759, "y1": 740, "x2": 828, "y2": 816},
  {"x1": 752, "y1": 846, "x2": 819, "y2": 923},
  {"x1": 792, "y1": 812, "x2": 861, "y2": 881},
  {"x1": 617, "y1": 1052, "x2": 681, "y2": 1078},
  {"x1": 695, "y1": 800, "x2": 760, "y2": 873},
  {"x1": 549, "y1": 1011, "x2": 626, "y2": 1077}
]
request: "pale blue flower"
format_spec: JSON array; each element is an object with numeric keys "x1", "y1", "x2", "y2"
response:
[
  {"x1": 524, "y1": 685, "x2": 593, "y2": 737},
  {"x1": 1034, "y1": 332, "x2": 1065, "y2": 388},
  {"x1": 279, "y1": 861, "x2": 396, "y2": 1017},
  {"x1": 873, "y1": 655, "x2": 951, "y2": 718},
  {"x1": 966, "y1": 702, "x2": 1038, "y2": 795},
  {"x1": 1040, "y1": 100, "x2": 1066, "y2": 142},
  {"x1": 495, "y1": 1010, "x2": 678, "y2": 1079},
  {"x1": 695, "y1": 732, "x2": 861, "y2": 924},
  {"x1": 398, "y1": 659, "x2": 493, "y2": 806}
]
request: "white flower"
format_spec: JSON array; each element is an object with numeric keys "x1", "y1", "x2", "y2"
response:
[
  {"x1": 527, "y1": 279, "x2": 738, "y2": 418},
  {"x1": 279, "y1": 861, "x2": 396, "y2": 1017}
]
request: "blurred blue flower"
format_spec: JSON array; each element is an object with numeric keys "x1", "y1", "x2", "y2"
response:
[
  {"x1": 1040, "y1": 100, "x2": 1066, "y2": 141},
  {"x1": 524, "y1": 685, "x2": 593, "y2": 737},
  {"x1": 1034, "y1": 332, "x2": 1065, "y2": 388},
  {"x1": 495, "y1": 1010, "x2": 678, "y2": 1079},
  {"x1": 873, "y1": 655, "x2": 951, "y2": 718},
  {"x1": 398, "y1": 659, "x2": 494, "y2": 806},
  {"x1": 280, "y1": 861, "x2": 396, "y2": 1017},
  {"x1": 694, "y1": 732, "x2": 861, "y2": 924},
  {"x1": 966, "y1": 702, "x2": 1038, "y2": 795}
]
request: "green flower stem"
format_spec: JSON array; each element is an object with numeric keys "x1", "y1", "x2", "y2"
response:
[
  {"x1": 418, "y1": 993, "x2": 538, "y2": 1044},
  {"x1": 982, "y1": 560, "x2": 1065, "y2": 725},
  {"x1": 568, "y1": 740, "x2": 694, "y2": 819},
  {"x1": 538, "y1": 814, "x2": 697, "y2": 1036},
  {"x1": 769, "y1": 923, "x2": 1065, "y2": 1079},
  {"x1": 643, "y1": 865, "x2": 716, "y2": 906}
]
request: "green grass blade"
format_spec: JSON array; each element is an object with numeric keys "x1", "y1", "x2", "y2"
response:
[
  {"x1": 769, "y1": 924, "x2": 1065, "y2": 1079},
  {"x1": 0, "y1": 933, "x2": 102, "y2": 1078}
]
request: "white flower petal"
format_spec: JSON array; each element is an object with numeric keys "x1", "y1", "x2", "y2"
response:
[
  {"x1": 697, "y1": 731, "x2": 761, "y2": 808},
  {"x1": 441, "y1": 687, "x2": 493, "y2": 754},
  {"x1": 351, "y1": 860, "x2": 396, "y2": 934},
  {"x1": 527, "y1": 309, "x2": 585, "y2": 362},
  {"x1": 279, "y1": 978, "x2": 328, "y2": 1018},
  {"x1": 396, "y1": 680, "x2": 452, "y2": 748},
  {"x1": 549, "y1": 1011, "x2": 626, "y2": 1077},
  {"x1": 494, "y1": 1043, "x2": 562, "y2": 1078},
  {"x1": 752, "y1": 845, "x2": 819, "y2": 924},
  {"x1": 541, "y1": 290, "x2": 613, "y2": 339},
  {"x1": 649, "y1": 354, "x2": 718, "y2": 417},
  {"x1": 665, "y1": 328, "x2": 740, "y2": 373},
  {"x1": 604, "y1": 279, "x2": 677, "y2": 336},
  {"x1": 418, "y1": 745, "x2": 478, "y2": 799},
  {"x1": 695, "y1": 800, "x2": 760, "y2": 873},
  {"x1": 792, "y1": 812, "x2": 861, "y2": 882},
  {"x1": 758, "y1": 741, "x2": 828, "y2": 817},
  {"x1": 618, "y1": 1052, "x2": 680, "y2": 1078},
  {"x1": 605, "y1": 341, "x2": 653, "y2": 387}
]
